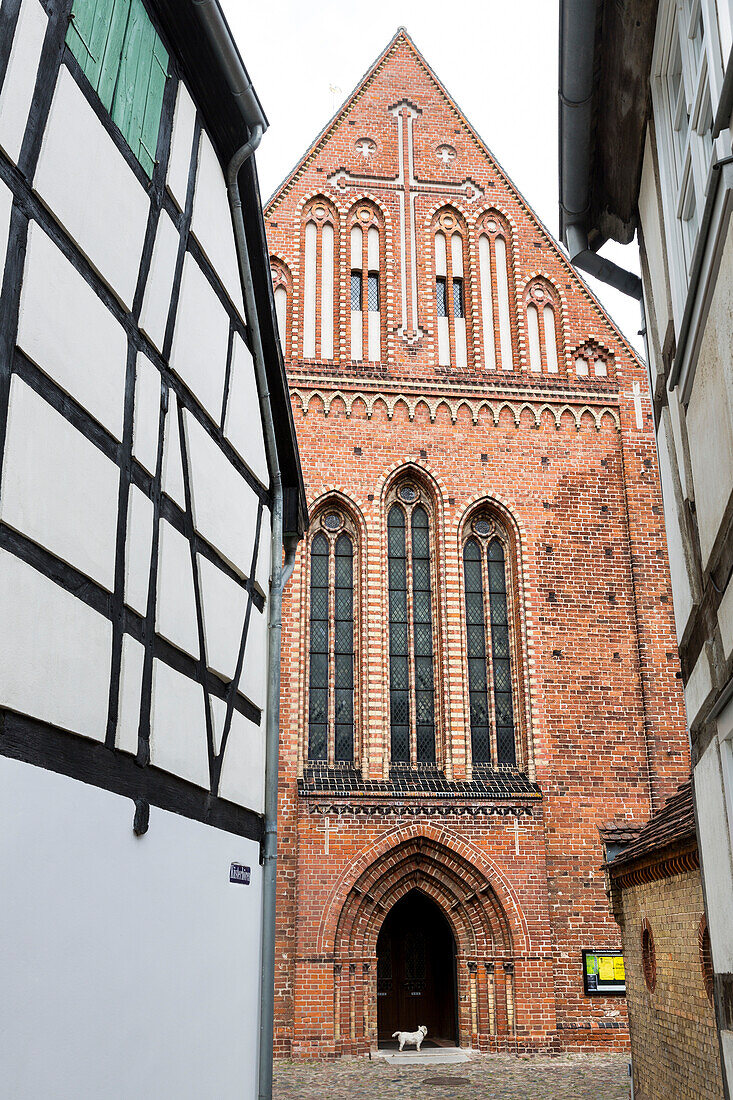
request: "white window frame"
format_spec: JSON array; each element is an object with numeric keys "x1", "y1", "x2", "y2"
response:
[{"x1": 651, "y1": 0, "x2": 724, "y2": 323}]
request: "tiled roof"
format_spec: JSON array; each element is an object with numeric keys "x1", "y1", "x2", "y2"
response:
[
  {"x1": 608, "y1": 780, "x2": 696, "y2": 872},
  {"x1": 599, "y1": 820, "x2": 643, "y2": 845}
]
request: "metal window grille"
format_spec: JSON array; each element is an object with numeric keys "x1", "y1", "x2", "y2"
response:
[
  {"x1": 350, "y1": 271, "x2": 362, "y2": 311},
  {"x1": 452, "y1": 277, "x2": 465, "y2": 318},
  {"x1": 333, "y1": 534, "x2": 354, "y2": 762},
  {"x1": 367, "y1": 272, "x2": 380, "y2": 312},
  {"x1": 388, "y1": 506, "x2": 410, "y2": 763},
  {"x1": 308, "y1": 534, "x2": 329, "y2": 760},
  {"x1": 436, "y1": 277, "x2": 448, "y2": 317},
  {"x1": 487, "y1": 538, "x2": 516, "y2": 765}
]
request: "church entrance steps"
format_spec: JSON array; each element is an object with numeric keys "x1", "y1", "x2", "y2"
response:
[{"x1": 373, "y1": 1046, "x2": 471, "y2": 1065}]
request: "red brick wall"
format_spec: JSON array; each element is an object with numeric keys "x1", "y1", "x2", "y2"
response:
[{"x1": 266, "y1": 29, "x2": 689, "y2": 1058}]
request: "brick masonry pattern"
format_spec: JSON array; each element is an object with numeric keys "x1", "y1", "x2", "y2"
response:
[{"x1": 265, "y1": 29, "x2": 691, "y2": 1059}]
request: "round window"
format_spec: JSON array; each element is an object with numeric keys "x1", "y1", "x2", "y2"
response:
[
  {"x1": 473, "y1": 516, "x2": 494, "y2": 537},
  {"x1": 398, "y1": 484, "x2": 418, "y2": 504},
  {"x1": 322, "y1": 511, "x2": 343, "y2": 532},
  {"x1": 641, "y1": 919, "x2": 656, "y2": 992}
]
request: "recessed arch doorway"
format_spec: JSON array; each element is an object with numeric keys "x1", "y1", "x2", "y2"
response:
[{"x1": 376, "y1": 889, "x2": 458, "y2": 1045}]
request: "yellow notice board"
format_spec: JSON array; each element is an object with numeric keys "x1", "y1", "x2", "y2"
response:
[{"x1": 582, "y1": 950, "x2": 626, "y2": 995}]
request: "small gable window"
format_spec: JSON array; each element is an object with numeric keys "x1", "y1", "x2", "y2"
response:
[
  {"x1": 434, "y1": 209, "x2": 470, "y2": 370},
  {"x1": 525, "y1": 281, "x2": 561, "y2": 375},
  {"x1": 67, "y1": 0, "x2": 169, "y2": 177},
  {"x1": 478, "y1": 213, "x2": 515, "y2": 371},
  {"x1": 349, "y1": 205, "x2": 383, "y2": 363},
  {"x1": 573, "y1": 341, "x2": 611, "y2": 379}
]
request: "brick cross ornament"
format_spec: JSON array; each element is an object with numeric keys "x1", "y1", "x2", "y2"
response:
[{"x1": 329, "y1": 101, "x2": 482, "y2": 345}]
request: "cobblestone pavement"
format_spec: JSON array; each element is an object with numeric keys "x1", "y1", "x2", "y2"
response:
[{"x1": 273, "y1": 1053, "x2": 631, "y2": 1099}]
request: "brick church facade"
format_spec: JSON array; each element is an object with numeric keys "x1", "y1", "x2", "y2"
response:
[{"x1": 265, "y1": 29, "x2": 689, "y2": 1057}]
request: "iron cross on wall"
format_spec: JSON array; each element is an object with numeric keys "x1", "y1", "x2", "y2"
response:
[{"x1": 329, "y1": 101, "x2": 483, "y2": 346}]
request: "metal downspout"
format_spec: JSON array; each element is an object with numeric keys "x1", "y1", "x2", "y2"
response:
[{"x1": 226, "y1": 139, "x2": 292, "y2": 1100}]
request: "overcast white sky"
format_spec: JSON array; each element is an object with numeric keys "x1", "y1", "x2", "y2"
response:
[{"x1": 220, "y1": 0, "x2": 644, "y2": 354}]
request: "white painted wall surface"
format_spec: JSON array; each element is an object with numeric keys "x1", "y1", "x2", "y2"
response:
[
  {"x1": 18, "y1": 221, "x2": 127, "y2": 441},
  {"x1": 0, "y1": 758, "x2": 263, "y2": 1099},
  {"x1": 139, "y1": 208, "x2": 180, "y2": 353},
  {"x1": 0, "y1": 550, "x2": 111, "y2": 740},
  {"x1": 34, "y1": 67, "x2": 149, "y2": 310},
  {"x1": 0, "y1": 0, "x2": 46, "y2": 164},
  {"x1": 170, "y1": 252, "x2": 229, "y2": 424},
  {"x1": 166, "y1": 82, "x2": 197, "y2": 212},
  {"x1": 695, "y1": 739, "x2": 733, "y2": 972},
  {"x1": 149, "y1": 658, "x2": 209, "y2": 787},
  {"x1": 0, "y1": 376, "x2": 120, "y2": 591},
  {"x1": 191, "y1": 130, "x2": 244, "y2": 317}
]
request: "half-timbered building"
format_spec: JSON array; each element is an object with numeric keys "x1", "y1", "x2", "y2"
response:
[{"x1": 0, "y1": 1, "x2": 304, "y2": 1095}]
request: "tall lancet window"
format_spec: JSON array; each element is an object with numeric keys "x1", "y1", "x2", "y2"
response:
[
  {"x1": 308, "y1": 508, "x2": 357, "y2": 764},
  {"x1": 525, "y1": 280, "x2": 561, "y2": 375},
  {"x1": 271, "y1": 260, "x2": 291, "y2": 357},
  {"x1": 434, "y1": 209, "x2": 468, "y2": 369},
  {"x1": 387, "y1": 481, "x2": 438, "y2": 766},
  {"x1": 349, "y1": 204, "x2": 382, "y2": 362},
  {"x1": 302, "y1": 199, "x2": 336, "y2": 360},
  {"x1": 463, "y1": 512, "x2": 519, "y2": 767},
  {"x1": 478, "y1": 213, "x2": 514, "y2": 371}
]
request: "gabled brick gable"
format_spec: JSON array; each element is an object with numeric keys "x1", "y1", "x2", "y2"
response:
[{"x1": 268, "y1": 27, "x2": 690, "y2": 1061}]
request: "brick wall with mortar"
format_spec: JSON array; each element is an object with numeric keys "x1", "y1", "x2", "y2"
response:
[
  {"x1": 614, "y1": 871, "x2": 723, "y2": 1099},
  {"x1": 265, "y1": 28, "x2": 690, "y2": 1057}
]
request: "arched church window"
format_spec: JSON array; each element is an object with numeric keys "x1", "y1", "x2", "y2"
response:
[
  {"x1": 525, "y1": 281, "x2": 561, "y2": 374},
  {"x1": 478, "y1": 213, "x2": 514, "y2": 371},
  {"x1": 348, "y1": 204, "x2": 383, "y2": 362},
  {"x1": 308, "y1": 508, "x2": 357, "y2": 764},
  {"x1": 434, "y1": 209, "x2": 469, "y2": 370},
  {"x1": 271, "y1": 260, "x2": 291, "y2": 357},
  {"x1": 302, "y1": 199, "x2": 337, "y2": 360},
  {"x1": 387, "y1": 482, "x2": 438, "y2": 766},
  {"x1": 462, "y1": 512, "x2": 519, "y2": 767}
]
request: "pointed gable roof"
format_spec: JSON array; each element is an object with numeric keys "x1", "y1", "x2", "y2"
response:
[{"x1": 265, "y1": 27, "x2": 642, "y2": 365}]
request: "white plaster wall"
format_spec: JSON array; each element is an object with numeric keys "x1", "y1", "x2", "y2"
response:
[
  {"x1": 161, "y1": 389, "x2": 186, "y2": 508},
  {"x1": 240, "y1": 602, "x2": 267, "y2": 712},
  {"x1": 0, "y1": 0, "x2": 46, "y2": 164},
  {"x1": 197, "y1": 553, "x2": 247, "y2": 682},
  {"x1": 219, "y1": 711, "x2": 265, "y2": 813},
  {"x1": 686, "y1": 224, "x2": 733, "y2": 569},
  {"x1": 657, "y1": 410, "x2": 694, "y2": 642},
  {"x1": 149, "y1": 658, "x2": 209, "y2": 787},
  {"x1": 170, "y1": 252, "x2": 229, "y2": 423},
  {"x1": 183, "y1": 408, "x2": 259, "y2": 579},
  {"x1": 685, "y1": 644, "x2": 714, "y2": 726},
  {"x1": 132, "y1": 352, "x2": 161, "y2": 476},
  {"x1": 223, "y1": 332, "x2": 269, "y2": 487},
  {"x1": 34, "y1": 66, "x2": 149, "y2": 310},
  {"x1": 124, "y1": 486, "x2": 153, "y2": 617},
  {"x1": 190, "y1": 129, "x2": 244, "y2": 317},
  {"x1": 18, "y1": 221, "x2": 127, "y2": 441},
  {"x1": 0, "y1": 757, "x2": 262, "y2": 1099},
  {"x1": 0, "y1": 376, "x2": 119, "y2": 591},
  {"x1": 638, "y1": 134, "x2": 671, "y2": 362},
  {"x1": 0, "y1": 175, "x2": 13, "y2": 269},
  {"x1": 695, "y1": 739, "x2": 733, "y2": 972},
  {"x1": 166, "y1": 82, "x2": 197, "y2": 212},
  {"x1": 139, "y1": 209, "x2": 179, "y2": 353},
  {"x1": 155, "y1": 518, "x2": 199, "y2": 660},
  {"x1": 0, "y1": 550, "x2": 111, "y2": 740},
  {"x1": 116, "y1": 632, "x2": 144, "y2": 754}
]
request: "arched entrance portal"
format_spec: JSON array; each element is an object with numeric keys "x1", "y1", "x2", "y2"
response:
[
  {"x1": 330, "y1": 834, "x2": 521, "y2": 1054},
  {"x1": 376, "y1": 890, "x2": 458, "y2": 1045}
]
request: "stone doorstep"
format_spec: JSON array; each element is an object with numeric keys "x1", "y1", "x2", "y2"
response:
[{"x1": 373, "y1": 1047, "x2": 472, "y2": 1065}]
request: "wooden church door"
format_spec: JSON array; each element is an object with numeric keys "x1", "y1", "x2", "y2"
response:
[{"x1": 376, "y1": 890, "x2": 458, "y2": 1045}]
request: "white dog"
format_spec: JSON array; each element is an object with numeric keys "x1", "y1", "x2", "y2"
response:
[{"x1": 392, "y1": 1024, "x2": 428, "y2": 1052}]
